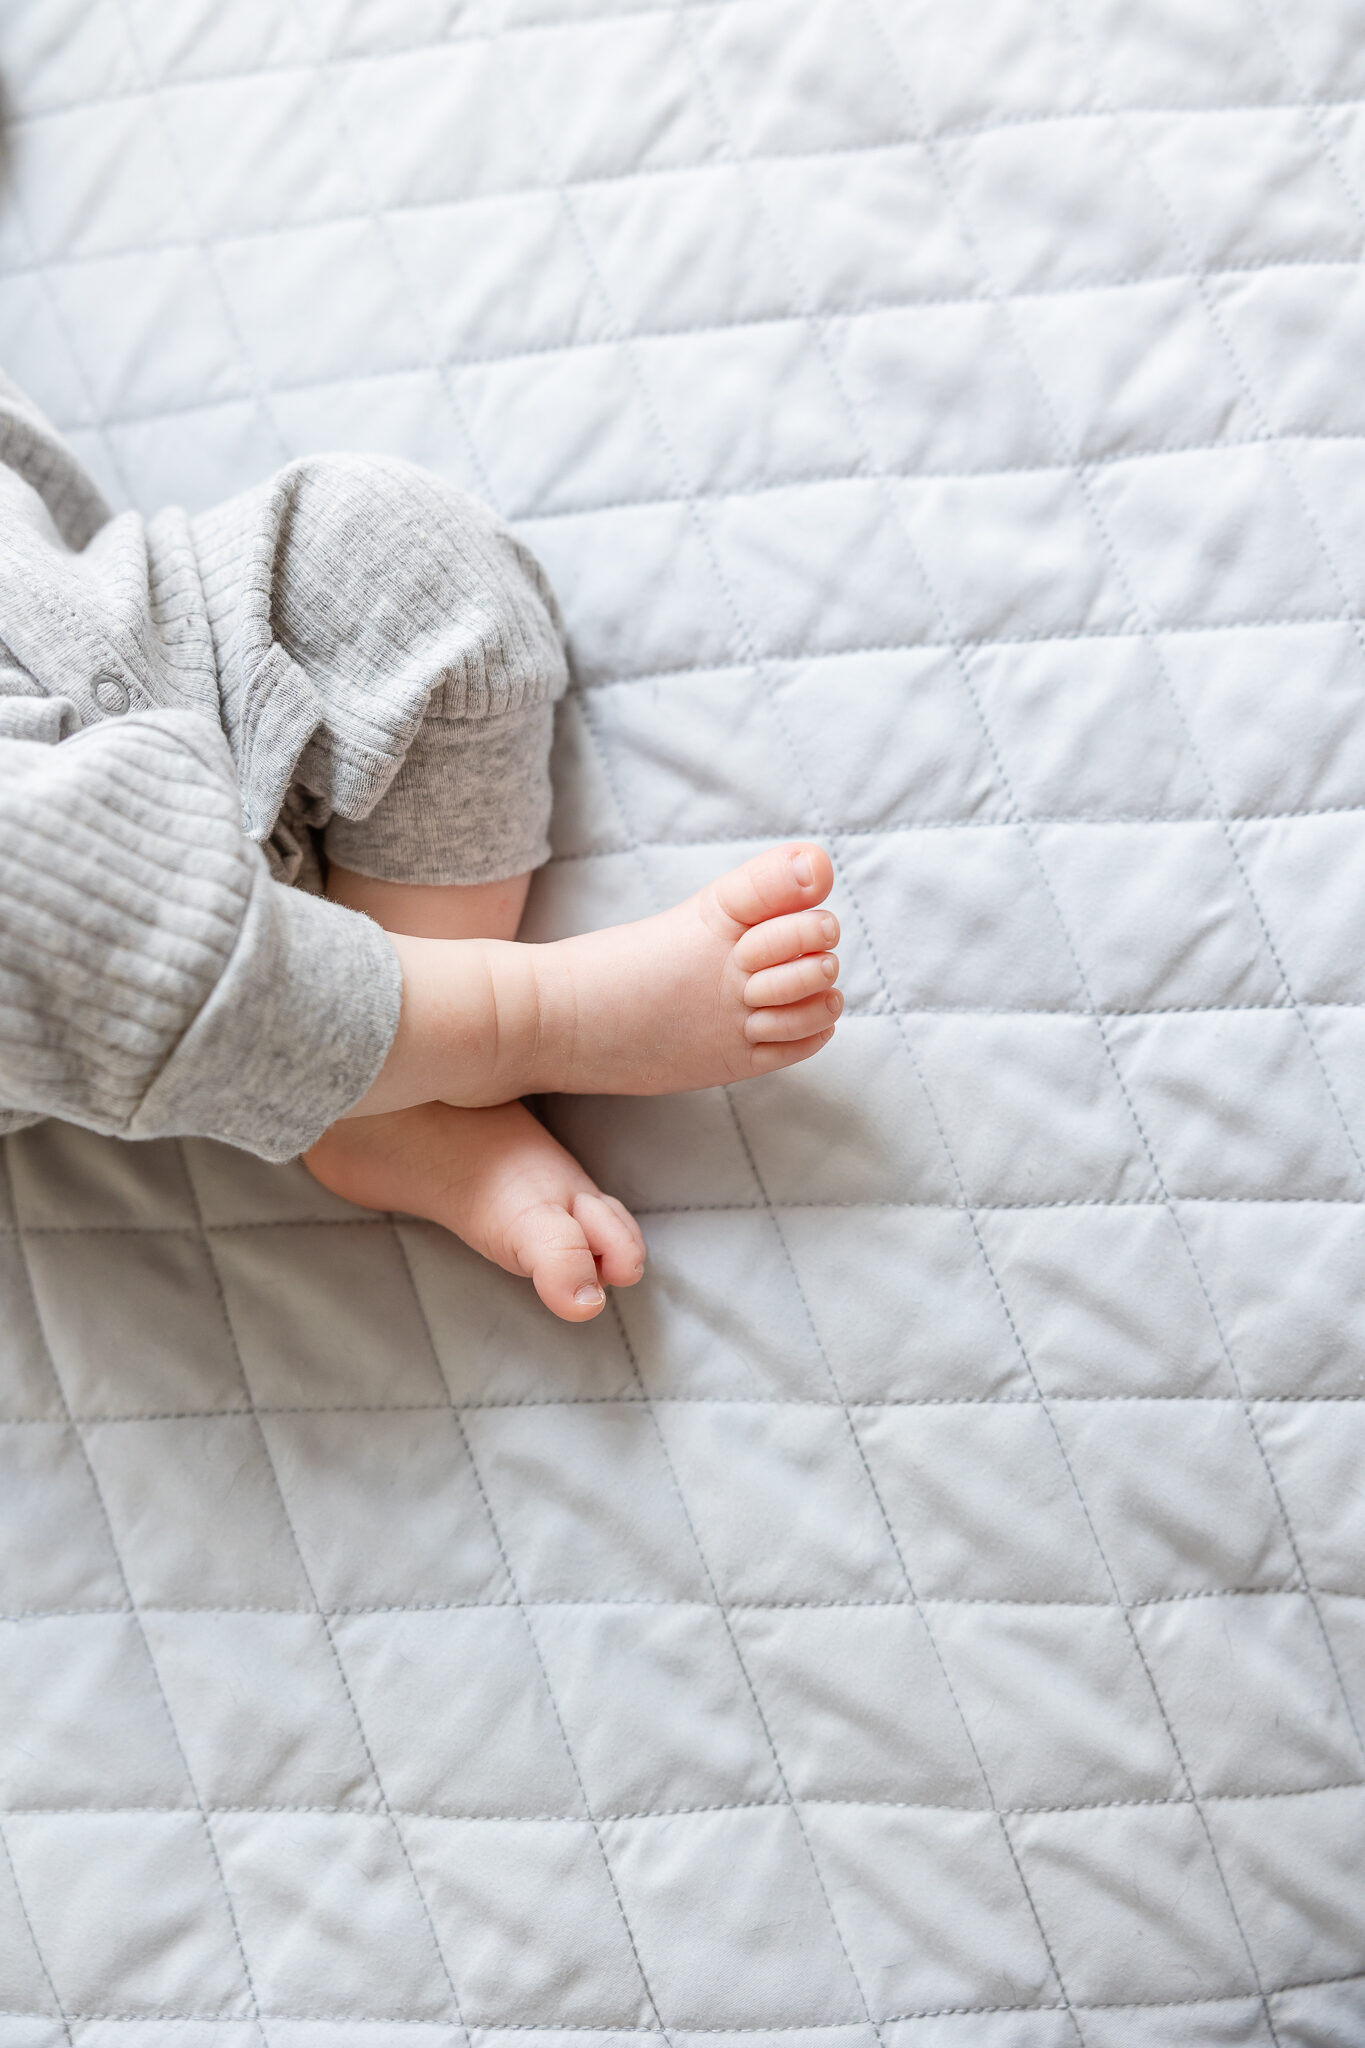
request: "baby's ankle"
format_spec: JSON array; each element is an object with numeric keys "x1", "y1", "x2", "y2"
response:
[
  {"x1": 503, "y1": 936, "x2": 577, "y2": 1097},
  {"x1": 475, "y1": 933, "x2": 606, "y2": 1102},
  {"x1": 348, "y1": 931, "x2": 543, "y2": 1115},
  {"x1": 451, "y1": 935, "x2": 550, "y2": 1103}
]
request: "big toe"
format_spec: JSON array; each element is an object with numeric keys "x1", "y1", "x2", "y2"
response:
[
  {"x1": 510, "y1": 1201, "x2": 608, "y2": 1322},
  {"x1": 708, "y1": 843, "x2": 834, "y2": 933}
]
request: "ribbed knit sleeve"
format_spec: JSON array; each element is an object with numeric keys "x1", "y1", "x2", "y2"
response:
[{"x1": 0, "y1": 708, "x2": 401, "y2": 1160}]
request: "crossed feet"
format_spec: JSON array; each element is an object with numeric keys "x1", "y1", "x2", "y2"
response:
[{"x1": 305, "y1": 844, "x2": 841, "y2": 1321}]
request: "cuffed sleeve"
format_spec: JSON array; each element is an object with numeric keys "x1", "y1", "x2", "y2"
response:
[
  {"x1": 322, "y1": 700, "x2": 555, "y2": 885},
  {"x1": 0, "y1": 706, "x2": 402, "y2": 1160}
]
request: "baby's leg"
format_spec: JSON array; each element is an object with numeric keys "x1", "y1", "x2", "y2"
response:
[
  {"x1": 326, "y1": 867, "x2": 533, "y2": 942},
  {"x1": 347, "y1": 842, "x2": 842, "y2": 1118},
  {"x1": 304, "y1": 1098, "x2": 644, "y2": 1321}
]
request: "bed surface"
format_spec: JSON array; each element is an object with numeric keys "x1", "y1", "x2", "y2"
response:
[{"x1": 1, "y1": 1, "x2": 1363, "y2": 2041}]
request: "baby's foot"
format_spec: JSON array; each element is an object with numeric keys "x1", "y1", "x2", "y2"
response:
[
  {"x1": 303, "y1": 1098, "x2": 645, "y2": 1321},
  {"x1": 527, "y1": 841, "x2": 842, "y2": 1096},
  {"x1": 378, "y1": 842, "x2": 843, "y2": 1111}
]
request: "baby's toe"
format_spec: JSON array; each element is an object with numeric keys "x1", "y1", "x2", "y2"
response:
[
  {"x1": 733, "y1": 908, "x2": 839, "y2": 974},
  {"x1": 745, "y1": 989, "x2": 843, "y2": 1043},
  {"x1": 709, "y1": 843, "x2": 833, "y2": 931},
  {"x1": 573, "y1": 1190, "x2": 646, "y2": 1289},
  {"x1": 744, "y1": 952, "x2": 838, "y2": 1009},
  {"x1": 749, "y1": 1026, "x2": 837, "y2": 1074},
  {"x1": 510, "y1": 1201, "x2": 607, "y2": 1321}
]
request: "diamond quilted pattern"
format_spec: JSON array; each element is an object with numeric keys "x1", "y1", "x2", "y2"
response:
[{"x1": 1, "y1": 0, "x2": 1363, "y2": 2037}]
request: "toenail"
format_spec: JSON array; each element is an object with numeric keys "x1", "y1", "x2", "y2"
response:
[
  {"x1": 819, "y1": 914, "x2": 838, "y2": 943},
  {"x1": 820, "y1": 954, "x2": 838, "y2": 980},
  {"x1": 574, "y1": 1284, "x2": 605, "y2": 1307},
  {"x1": 790, "y1": 851, "x2": 814, "y2": 886},
  {"x1": 826, "y1": 991, "x2": 843, "y2": 1015}
]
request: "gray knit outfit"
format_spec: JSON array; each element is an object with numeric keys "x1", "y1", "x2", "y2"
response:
[{"x1": 0, "y1": 376, "x2": 569, "y2": 1160}]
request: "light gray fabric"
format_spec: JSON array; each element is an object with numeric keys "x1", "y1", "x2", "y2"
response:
[
  {"x1": 1, "y1": 1, "x2": 1364, "y2": 2043},
  {"x1": 323, "y1": 699, "x2": 557, "y2": 885},
  {"x1": 0, "y1": 382, "x2": 568, "y2": 1156},
  {"x1": 0, "y1": 702, "x2": 402, "y2": 1160},
  {"x1": 185, "y1": 445, "x2": 569, "y2": 874}
]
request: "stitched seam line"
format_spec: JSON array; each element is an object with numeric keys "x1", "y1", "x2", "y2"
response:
[
  {"x1": 2, "y1": 1781, "x2": 1358, "y2": 1821},
  {"x1": 290, "y1": 2, "x2": 500, "y2": 520},
  {"x1": 2, "y1": 1186, "x2": 1363, "y2": 1244},
  {"x1": 8, "y1": 1396, "x2": 1365, "y2": 1421},
  {"x1": 42, "y1": 392, "x2": 1365, "y2": 501},
  {"x1": 174, "y1": 1139, "x2": 476, "y2": 2039},
  {"x1": 6, "y1": 1585, "x2": 1363, "y2": 1623},
  {"x1": 112, "y1": 0, "x2": 294, "y2": 483},
  {"x1": 389, "y1": 1220, "x2": 667, "y2": 2038},
  {"x1": 0, "y1": 1966, "x2": 1359, "y2": 2024},
  {"x1": 15, "y1": 52, "x2": 1365, "y2": 134},
  {"x1": 0, "y1": 1141, "x2": 265, "y2": 2037},
  {"x1": 0, "y1": 1813, "x2": 73, "y2": 2044}
]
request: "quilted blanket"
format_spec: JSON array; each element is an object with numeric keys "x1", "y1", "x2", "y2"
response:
[{"x1": 2, "y1": 0, "x2": 1364, "y2": 2040}]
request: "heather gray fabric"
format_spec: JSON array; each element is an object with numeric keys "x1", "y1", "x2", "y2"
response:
[
  {"x1": 0, "y1": 379, "x2": 567, "y2": 1155},
  {"x1": 1, "y1": 1, "x2": 1364, "y2": 2043},
  {"x1": 0, "y1": 706, "x2": 402, "y2": 1159},
  {"x1": 185, "y1": 444, "x2": 568, "y2": 879},
  {"x1": 322, "y1": 700, "x2": 557, "y2": 889}
]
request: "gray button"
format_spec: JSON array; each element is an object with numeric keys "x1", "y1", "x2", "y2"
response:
[{"x1": 92, "y1": 674, "x2": 131, "y2": 716}]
